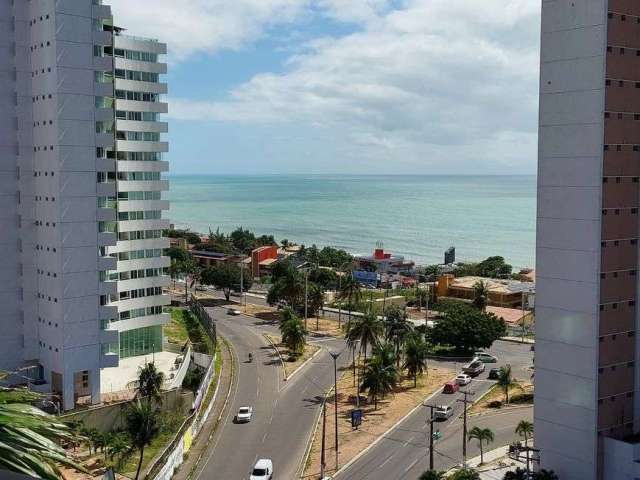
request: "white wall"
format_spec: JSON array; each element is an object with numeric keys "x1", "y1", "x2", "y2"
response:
[{"x1": 535, "y1": 1, "x2": 608, "y2": 479}]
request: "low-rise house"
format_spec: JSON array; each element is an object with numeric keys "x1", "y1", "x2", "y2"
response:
[{"x1": 436, "y1": 274, "x2": 534, "y2": 308}]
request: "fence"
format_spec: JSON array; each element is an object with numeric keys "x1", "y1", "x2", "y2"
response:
[
  {"x1": 145, "y1": 298, "x2": 219, "y2": 480},
  {"x1": 190, "y1": 296, "x2": 217, "y2": 348}
]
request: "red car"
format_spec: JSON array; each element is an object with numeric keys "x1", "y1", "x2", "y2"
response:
[{"x1": 443, "y1": 381, "x2": 460, "y2": 394}]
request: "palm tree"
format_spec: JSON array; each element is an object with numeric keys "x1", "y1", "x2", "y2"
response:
[
  {"x1": 280, "y1": 316, "x2": 307, "y2": 356},
  {"x1": 180, "y1": 257, "x2": 199, "y2": 303},
  {"x1": 472, "y1": 280, "x2": 489, "y2": 311},
  {"x1": 515, "y1": 420, "x2": 533, "y2": 447},
  {"x1": 497, "y1": 365, "x2": 516, "y2": 404},
  {"x1": 346, "y1": 309, "x2": 384, "y2": 366},
  {"x1": 339, "y1": 273, "x2": 362, "y2": 327},
  {"x1": 308, "y1": 282, "x2": 325, "y2": 331},
  {"x1": 0, "y1": 387, "x2": 86, "y2": 480},
  {"x1": 137, "y1": 362, "x2": 165, "y2": 403},
  {"x1": 403, "y1": 337, "x2": 428, "y2": 387},
  {"x1": 384, "y1": 305, "x2": 414, "y2": 366},
  {"x1": 419, "y1": 470, "x2": 444, "y2": 480},
  {"x1": 468, "y1": 426, "x2": 494, "y2": 465},
  {"x1": 449, "y1": 468, "x2": 480, "y2": 480},
  {"x1": 126, "y1": 398, "x2": 160, "y2": 480},
  {"x1": 360, "y1": 356, "x2": 398, "y2": 409}
]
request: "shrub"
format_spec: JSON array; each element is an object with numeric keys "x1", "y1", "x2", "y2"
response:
[
  {"x1": 487, "y1": 400, "x2": 503, "y2": 409},
  {"x1": 511, "y1": 393, "x2": 534, "y2": 404}
]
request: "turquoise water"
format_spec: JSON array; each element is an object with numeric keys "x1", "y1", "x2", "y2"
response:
[{"x1": 167, "y1": 175, "x2": 536, "y2": 269}]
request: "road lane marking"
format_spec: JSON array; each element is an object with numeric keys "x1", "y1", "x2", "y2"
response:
[
  {"x1": 402, "y1": 457, "x2": 421, "y2": 477},
  {"x1": 378, "y1": 454, "x2": 395, "y2": 468}
]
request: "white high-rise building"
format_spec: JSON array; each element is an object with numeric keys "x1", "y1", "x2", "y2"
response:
[{"x1": 0, "y1": 0, "x2": 170, "y2": 411}]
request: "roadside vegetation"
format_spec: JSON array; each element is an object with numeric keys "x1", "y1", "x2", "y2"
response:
[{"x1": 165, "y1": 308, "x2": 213, "y2": 354}]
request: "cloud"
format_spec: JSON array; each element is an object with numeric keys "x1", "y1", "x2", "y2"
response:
[
  {"x1": 167, "y1": 0, "x2": 540, "y2": 172},
  {"x1": 108, "y1": 0, "x2": 312, "y2": 59}
]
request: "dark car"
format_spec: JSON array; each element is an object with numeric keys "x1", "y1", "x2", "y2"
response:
[
  {"x1": 488, "y1": 367, "x2": 501, "y2": 380},
  {"x1": 443, "y1": 381, "x2": 460, "y2": 394}
]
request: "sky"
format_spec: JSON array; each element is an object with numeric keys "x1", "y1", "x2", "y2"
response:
[{"x1": 109, "y1": 0, "x2": 541, "y2": 175}]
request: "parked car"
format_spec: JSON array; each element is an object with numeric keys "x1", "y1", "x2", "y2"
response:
[
  {"x1": 456, "y1": 374, "x2": 472, "y2": 386},
  {"x1": 250, "y1": 459, "x2": 273, "y2": 480},
  {"x1": 195, "y1": 285, "x2": 207, "y2": 292},
  {"x1": 236, "y1": 406, "x2": 253, "y2": 423},
  {"x1": 227, "y1": 308, "x2": 242, "y2": 316},
  {"x1": 488, "y1": 367, "x2": 501, "y2": 380},
  {"x1": 443, "y1": 381, "x2": 459, "y2": 394},
  {"x1": 474, "y1": 352, "x2": 497, "y2": 363},
  {"x1": 434, "y1": 405, "x2": 454, "y2": 421},
  {"x1": 463, "y1": 360, "x2": 485, "y2": 377}
]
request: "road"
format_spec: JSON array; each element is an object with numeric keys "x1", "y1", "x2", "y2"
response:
[
  {"x1": 183, "y1": 285, "x2": 534, "y2": 479},
  {"x1": 193, "y1": 304, "x2": 349, "y2": 480},
  {"x1": 336, "y1": 341, "x2": 534, "y2": 480}
]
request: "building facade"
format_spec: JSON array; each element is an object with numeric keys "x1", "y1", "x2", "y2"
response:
[
  {"x1": 0, "y1": 0, "x2": 169, "y2": 411},
  {"x1": 536, "y1": 1, "x2": 640, "y2": 478}
]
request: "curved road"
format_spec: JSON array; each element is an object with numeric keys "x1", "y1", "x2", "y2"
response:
[{"x1": 194, "y1": 305, "x2": 347, "y2": 479}]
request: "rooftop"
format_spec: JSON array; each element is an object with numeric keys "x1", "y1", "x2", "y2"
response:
[{"x1": 449, "y1": 276, "x2": 535, "y2": 295}]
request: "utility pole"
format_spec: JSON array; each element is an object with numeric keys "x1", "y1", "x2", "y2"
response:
[
  {"x1": 521, "y1": 290, "x2": 527, "y2": 343},
  {"x1": 320, "y1": 400, "x2": 327, "y2": 479},
  {"x1": 330, "y1": 351, "x2": 341, "y2": 471},
  {"x1": 240, "y1": 263, "x2": 244, "y2": 312},
  {"x1": 304, "y1": 269, "x2": 309, "y2": 329},
  {"x1": 457, "y1": 389, "x2": 475, "y2": 466},
  {"x1": 425, "y1": 284, "x2": 430, "y2": 324},
  {"x1": 424, "y1": 403, "x2": 437, "y2": 470}
]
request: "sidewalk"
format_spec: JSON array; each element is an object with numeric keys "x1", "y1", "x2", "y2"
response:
[
  {"x1": 173, "y1": 338, "x2": 235, "y2": 480},
  {"x1": 449, "y1": 445, "x2": 530, "y2": 479}
]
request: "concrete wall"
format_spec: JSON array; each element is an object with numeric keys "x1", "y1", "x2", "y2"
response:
[{"x1": 535, "y1": 1, "x2": 608, "y2": 479}]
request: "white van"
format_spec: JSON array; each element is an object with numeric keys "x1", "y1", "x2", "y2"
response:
[{"x1": 250, "y1": 459, "x2": 273, "y2": 480}]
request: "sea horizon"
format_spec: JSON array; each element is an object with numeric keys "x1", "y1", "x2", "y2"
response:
[{"x1": 167, "y1": 174, "x2": 537, "y2": 269}]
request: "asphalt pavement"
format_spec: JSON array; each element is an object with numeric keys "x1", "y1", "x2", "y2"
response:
[
  {"x1": 194, "y1": 305, "x2": 348, "y2": 480},
  {"x1": 335, "y1": 341, "x2": 534, "y2": 480}
]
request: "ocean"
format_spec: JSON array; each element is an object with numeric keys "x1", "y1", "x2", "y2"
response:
[{"x1": 166, "y1": 175, "x2": 536, "y2": 269}]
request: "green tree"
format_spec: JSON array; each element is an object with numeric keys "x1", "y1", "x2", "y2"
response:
[
  {"x1": 503, "y1": 469, "x2": 528, "y2": 480},
  {"x1": 515, "y1": 419, "x2": 533, "y2": 447},
  {"x1": 497, "y1": 365, "x2": 516, "y2": 404},
  {"x1": 472, "y1": 280, "x2": 489, "y2": 311},
  {"x1": 166, "y1": 246, "x2": 190, "y2": 264},
  {"x1": 468, "y1": 426, "x2": 494, "y2": 465},
  {"x1": 180, "y1": 257, "x2": 199, "y2": 303},
  {"x1": 308, "y1": 268, "x2": 338, "y2": 290},
  {"x1": 267, "y1": 262, "x2": 304, "y2": 310},
  {"x1": 360, "y1": 355, "x2": 398, "y2": 409},
  {"x1": 126, "y1": 399, "x2": 160, "y2": 480},
  {"x1": 201, "y1": 262, "x2": 250, "y2": 301},
  {"x1": 419, "y1": 471, "x2": 444, "y2": 480},
  {"x1": 403, "y1": 336, "x2": 428, "y2": 387},
  {"x1": 279, "y1": 311, "x2": 307, "y2": 356},
  {"x1": 449, "y1": 468, "x2": 480, "y2": 480},
  {"x1": 429, "y1": 303, "x2": 506, "y2": 353},
  {"x1": 308, "y1": 282, "x2": 325, "y2": 330},
  {"x1": 384, "y1": 305, "x2": 414, "y2": 366},
  {"x1": 137, "y1": 362, "x2": 164, "y2": 403},
  {"x1": 0, "y1": 387, "x2": 86, "y2": 480},
  {"x1": 346, "y1": 309, "x2": 384, "y2": 365},
  {"x1": 339, "y1": 274, "x2": 362, "y2": 327}
]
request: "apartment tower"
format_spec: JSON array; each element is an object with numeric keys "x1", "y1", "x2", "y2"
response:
[
  {"x1": 0, "y1": 0, "x2": 169, "y2": 411},
  {"x1": 537, "y1": 1, "x2": 640, "y2": 478}
]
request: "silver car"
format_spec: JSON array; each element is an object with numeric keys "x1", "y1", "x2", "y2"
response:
[{"x1": 433, "y1": 405, "x2": 453, "y2": 420}]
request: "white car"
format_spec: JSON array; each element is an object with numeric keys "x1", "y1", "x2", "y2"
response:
[
  {"x1": 456, "y1": 374, "x2": 472, "y2": 386},
  {"x1": 474, "y1": 352, "x2": 497, "y2": 363},
  {"x1": 236, "y1": 406, "x2": 253, "y2": 423},
  {"x1": 250, "y1": 459, "x2": 273, "y2": 480},
  {"x1": 433, "y1": 405, "x2": 454, "y2": 420},
  {"x1": 227, "y1": 308, "x2": 242, "y2": 316}
]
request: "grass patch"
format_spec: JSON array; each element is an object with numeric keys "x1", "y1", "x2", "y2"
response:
[
  {"x1": 165, "y1": 308, "x2": 213, "y2": 354},
  {"x1": 117, "y1": 409, "x2": 187, "y2": 477},
  {"x1": 469, "y1": 381, "x2": 534, "y2": 415},
  {"x1": 265, "y1": 334, "x2": 320, "y2": 379},
  {"x1": 200, "y1": 341, "x2": 224, "y2": 414}
]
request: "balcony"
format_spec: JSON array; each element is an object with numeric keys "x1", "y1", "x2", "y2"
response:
[
  {"x1": 98, "y1": 232, "x2": 117, "y2": 248},
  {"x1": 97, "y1": 208, "x2": 116, "y2": 222},
  {"x1": 99, "y1": 280, "x2": 117, "y2": 296},
  {"x1": 100, "y1": 352, "x2": 119, "y2": 369}
]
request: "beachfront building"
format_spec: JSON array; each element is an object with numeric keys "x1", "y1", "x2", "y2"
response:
[
  {"x1": 0, "y1": 0, "x2": 170, "y2": 411},
  {"x1": 355, "y1": 245, "x2": 415, "y2": 275},
  {"x1": 536, "y1": 1, "x2": 640, "y2": 478},
  {"x1": 436, "y1": 275, "x2": 534, "y2": 308}
]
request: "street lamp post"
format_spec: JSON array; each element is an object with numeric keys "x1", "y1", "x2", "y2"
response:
[
  {"x1": 329, "y1": 351, "x2": 341, "y2": 471},
  {"x1": 304, "y1": 269, "x2": 309, "y2": 329}
]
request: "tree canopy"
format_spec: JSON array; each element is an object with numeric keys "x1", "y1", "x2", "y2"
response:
[
  {"x1": 299, "y1": 244, "x2": 353, "y2": 268},
  {"x1": 200, "y1": 263, "x2": 252, "y2": 300},
  {"x1": 429, "y1": 302, "x2": 506, "y2": 352}
]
